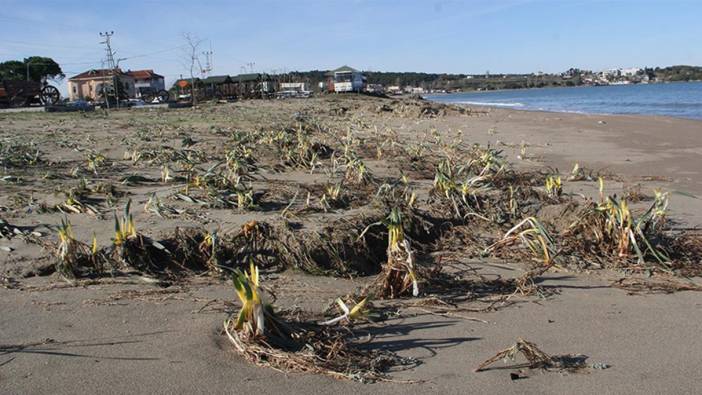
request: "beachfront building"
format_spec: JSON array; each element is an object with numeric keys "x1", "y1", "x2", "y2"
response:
[
  {"x1": 366, "y1": 84, "x2": 384, "y2": 94},
  {"x1": 231, "y1": 73, "x2": 275, "y2": 98},
  {"x1": 201, "y1": 75, "x2": 237, "y2": 99},
  {"x1": 325, "y1": 65, "x2": 366, "y2": 93},
  {"x1": 386, "y1": 85, "x2": 402, "y2": 95},
  {"x1": 169, "y1": 74, "x2": 275, "y2": 100},
  {"x1": 620, "y1": 68, "x2": 641, "y2": 77},
  {"x1": 67, "y1": 68, "x2": 135, "y2": 101},
  {"x1": 126, "y1": 69, "x2": 165, "y2": 98},
  {"x1": 280, "y1": 82, "x2": 310, "y2": 92},
  {"x1": 404, "y1": 86, "x2": 424, "y2": 94},
  {"x1": 171, "y1": 78, "x2": 202, "y2": 100}
]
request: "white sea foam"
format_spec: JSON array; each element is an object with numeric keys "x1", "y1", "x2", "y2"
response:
[{"x1": 455, "y1": 101, "x2": 525, "y2": 108}]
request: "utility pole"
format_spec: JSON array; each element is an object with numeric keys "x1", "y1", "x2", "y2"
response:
[
  {"x1": 99, "y1": 31, "x2": 118, "y2": 109},
  {"x1": 239, "y1": 66, "x2": 245, "y2": 97},
  {"x1": 99, "y1": 61, "x2": 110, "y2": 111},
  {"x1": 201, "y1": 51, "x2": 213, "y2": 78},
  {"x1": 201, "y1": 42, "x2": 214, "y2": 78},
  {"x1": 244, "y1": 62, "x2": 256, "y2": 97}
]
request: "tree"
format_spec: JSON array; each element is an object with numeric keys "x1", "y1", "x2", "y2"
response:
[
  {"x1": 0, "y1": 56, "x2": 63, "y2": 83},
  {"x1": 182, "y1": 33, "x2": 204, "y2": 105},
  {"x1": 0, "y1": 60, "x2": 25, "y2": 81},
  {"x1": 25, "y1": 57, "x2": 64, "y2": 82}
]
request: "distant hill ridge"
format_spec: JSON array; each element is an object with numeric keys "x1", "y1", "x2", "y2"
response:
[{"x1": 285, "y1": 65, "x2": 702, "y2": 91}]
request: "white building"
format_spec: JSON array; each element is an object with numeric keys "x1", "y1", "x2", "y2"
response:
[
  {"x1": 325, "y1": 65, "x2": 366, "y2": 93},
  {"x1": 366, "y1": 84, "x2": 384, "y2": 93},
  {"x1": 280, "y1": 82, "x2": 309, "y2": 92},
  {"x1": 386, "y1": 85, "x2": 402, "y2": 95},
  {"x1": 620, "y1": 67, "x2": 641, "y2": 77},
  {"x1": 126, "y1": 69, "x2": 165, "y2": 97},
  {"x1": 404, "y1": 86, "x2": 424, "y2": 94}
]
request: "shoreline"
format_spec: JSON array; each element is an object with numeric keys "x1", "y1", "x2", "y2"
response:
[
  {"x1": 455, "y1": 102, "x2": 702, "y2": 123},
  {"x1": 424, "y1": 79, "x2": 702, "y2": 96},
  {"x1": 400, "y1": 99, "x2": 702, "y2": 227},
  {"x1": 445, "y1": 101, "x2": 702, "y2": 122},
  {"x1": 423, "y1": 81, "x2": 702, "y2": 121}
]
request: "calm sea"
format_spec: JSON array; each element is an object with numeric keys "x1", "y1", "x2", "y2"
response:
[{"x1": 425, "y1": 82, "x2": 702, "y2": 120}]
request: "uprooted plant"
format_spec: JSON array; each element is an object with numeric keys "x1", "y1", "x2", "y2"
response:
[
  {"x1": 361, "y1": 208, "x2": 423, "y2": 298},
  {"x1": 485, "y1": 216, "x2": 557, "y2": 266},
  {"x1": 565, "y1": 190, "x2": 671, "y2": 268},
  {"x1": 52, "y1": 218, "x2": 108, "y2": 278},
  {"x1": 110, "y1": 199, "x2": 172, "y2": 273},
  {"x1": 223, "y1": 263, "x2": 417, "y2": 382}
]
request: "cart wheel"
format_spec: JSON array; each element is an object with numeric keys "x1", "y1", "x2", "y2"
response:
[
  {"x1": 156, "y1": 90, "x2": 169, "y2": 103},
  {"x1": 142, "y1": 92, "x2": 155, "y2": 103},
  {"x1": 40, "y1": 86, "x2": 60, "y2": 105}
]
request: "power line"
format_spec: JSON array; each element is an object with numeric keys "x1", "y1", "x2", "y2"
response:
[
  {"x1": 119, "y1": 44, "x2": 189, "y2": 61},
  {"x1": 3, "y1": 38, "x2": 185, "y2": 64},
  {"x1": 0, "y1": 14, "x2": 87, "y2": 31},
  {"x1": 3, "y1": 39, "x2": 97, "y2": 51},
  {"x1": 10, "y1": 60, "x2": 102, "y2": 66}
]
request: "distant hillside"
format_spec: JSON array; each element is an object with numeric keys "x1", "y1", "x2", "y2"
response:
[
  {"x1": 653, "y1": 66, "x2": 702, "y2": 81},
  {"x1": 287, "y1": 70, "x2": 572, "y2": 91},
  {"x1": 281, "y1": 65, "x2": 702, "y2": 92}
]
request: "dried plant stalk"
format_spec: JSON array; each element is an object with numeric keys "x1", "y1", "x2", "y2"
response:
[{"x1": 475, "y1": 338, "x2": 587, "y2": 373}]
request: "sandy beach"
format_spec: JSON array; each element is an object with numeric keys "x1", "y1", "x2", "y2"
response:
[{"x1": 1, "y1": 95, "x2": 701, "y2": 394}]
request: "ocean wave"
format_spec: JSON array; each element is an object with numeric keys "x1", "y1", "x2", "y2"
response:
[
  {"x1": 454, "y1": 101, "x2": 525, "y2": 108},
  {"x1": 618, "y1": 102, "x2": 702, "y2": 108},
  {"x1": 535, "y1": 107, "x2": 587, "y2": 114}
]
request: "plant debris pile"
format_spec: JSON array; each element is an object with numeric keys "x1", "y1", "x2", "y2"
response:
[{"x1": 223, "y1": 264, "x2": 418, "y2": 383}]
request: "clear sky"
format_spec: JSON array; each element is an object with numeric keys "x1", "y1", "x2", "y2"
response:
[{"x1": 2, "y1": 0, "x2": 701, "y2": 91}]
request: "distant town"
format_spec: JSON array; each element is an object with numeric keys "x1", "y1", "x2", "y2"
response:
[
  {"x1": 59, "y1": 64, "x2": 702, "y2": 103},
  {"x1": 1, "y1": 55, "x2": 701, "y2": 109}
]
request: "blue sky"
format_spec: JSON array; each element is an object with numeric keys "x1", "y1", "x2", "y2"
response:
[{"x1": 2, "y1": 0, "x2": 701, "y2": 91}]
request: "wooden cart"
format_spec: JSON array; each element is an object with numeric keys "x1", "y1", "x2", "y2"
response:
[{"x1": 0, "y1": 80, "x2": 60, "y2": 108}]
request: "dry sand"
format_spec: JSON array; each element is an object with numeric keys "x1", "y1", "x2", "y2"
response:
[{"x1": 1, "y1": 96, "x2": 701, "y2": 393}]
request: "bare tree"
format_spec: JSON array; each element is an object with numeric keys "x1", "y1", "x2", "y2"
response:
[{"x1": 183, "y1": 33, "x2": 204, "y2": 105}]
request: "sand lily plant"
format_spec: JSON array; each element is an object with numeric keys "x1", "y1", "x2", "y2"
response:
[
  {"x1": 361, "y1": 208, "x2": 420, "y2": 298},
  {"x1": 53, "y1": 217, "x2": 107, "y2": 278},
  {"x1": 320, "y1": 297, "x2": 369, "y2": 326},
  {"x1": 230, "y1": 262, "x2": 271, "y2": 337},
  {"x1": 545, "y1": 175, "x2": 562, "y2": 198},
  {"x1": 486, "y1": 217, "x2": 557, "y2": 265}
]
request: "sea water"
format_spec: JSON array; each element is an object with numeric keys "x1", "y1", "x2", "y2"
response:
[{"x1": 425, "y1": 82, "x2": 702, "y2": 120}]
